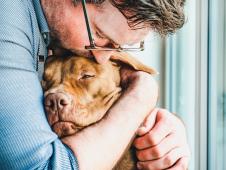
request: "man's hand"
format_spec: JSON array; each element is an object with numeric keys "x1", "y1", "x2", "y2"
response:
[{"x1": 134, "y1": 108, "x2": 190, "y2": 170}]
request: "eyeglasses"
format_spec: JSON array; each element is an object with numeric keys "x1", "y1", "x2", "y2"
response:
[{"x1": 75, "y1": 0, "x2": 145, "y2": 52}]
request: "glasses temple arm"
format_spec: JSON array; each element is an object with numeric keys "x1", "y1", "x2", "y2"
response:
[{"x1": 81, "y1": 0, "x2": 95, "y2": 47}]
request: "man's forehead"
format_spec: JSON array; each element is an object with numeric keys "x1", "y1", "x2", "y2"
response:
[{"x1": 93, "y1": 0, "x2": 150, "y2": 45}]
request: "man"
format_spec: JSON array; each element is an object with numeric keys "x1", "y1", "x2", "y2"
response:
[{"x1": 0, "y1": 0, "x2": 190, "y2": 169}]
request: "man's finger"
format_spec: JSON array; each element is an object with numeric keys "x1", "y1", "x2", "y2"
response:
[
  {"x1": 166, "y1": 157, "x2": 190, "y2": 170},
  {"x1": 137, "y1": 147, "x2": 188, "y2": 170},
  {"x1": 136, "y1": 133, "x2": 179, "y2": 161},
  {"x1": 136, "y1": 108, "x2": 159, "y2": 136},
  {"x1": 134, "y1": 118, "x2": 172, "y2": 149}
]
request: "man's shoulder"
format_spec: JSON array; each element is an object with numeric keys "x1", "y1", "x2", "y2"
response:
[
  {"x1": 0, "y1": 0, "x2": 42, "y2": 71},
  {"x1": 0, "y1": 0, "x2": 34, "y2": 31},
  {"x1": 0, "y1": 0, "x2": 29, "y2": 14}
]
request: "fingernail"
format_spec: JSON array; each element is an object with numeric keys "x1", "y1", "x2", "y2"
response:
[
  {"x1": 136, "y1": 127, "x2": 146, "y2": 135},
  {"x1": 137, "y1": 163, "x2": 142, "y2": 169}
]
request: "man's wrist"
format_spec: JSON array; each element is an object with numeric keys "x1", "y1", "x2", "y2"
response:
[{"x1": 124, "y1": 72, "x2": 158, "y2": 104}]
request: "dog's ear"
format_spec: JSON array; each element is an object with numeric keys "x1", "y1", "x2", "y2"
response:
[
  {"x1": 110, "y1": 52, "x2": 158, "y2": 75},
  {"x1": 41, "y1": 55, "x2": 64, "y2": 90}
]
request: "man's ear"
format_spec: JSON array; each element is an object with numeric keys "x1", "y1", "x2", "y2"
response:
[
  {"x1": 110, "y1": 52, "x2": 158, "y2": 75},
  {"x1": 41, "y1": 55, "x2": 64, "y2": 90}
]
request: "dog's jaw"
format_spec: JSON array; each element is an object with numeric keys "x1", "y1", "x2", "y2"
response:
[{"x1": 44, "y1": 84, "x2": 122, "y2": 138}]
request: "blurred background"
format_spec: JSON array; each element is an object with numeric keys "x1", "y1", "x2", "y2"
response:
[{"x1": 131, "y1": 0, "x2": 225, "y2": 169}]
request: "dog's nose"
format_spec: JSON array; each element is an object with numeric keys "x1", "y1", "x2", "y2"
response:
[
  {"x1": 44, "y1": 93, "x2": 73, "y2": 126},
  {"x1": 45, "y1": 93, "x2": 72, "y2": 112}
]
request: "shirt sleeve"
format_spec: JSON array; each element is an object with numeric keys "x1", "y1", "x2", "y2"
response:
[{"x1": 0, "y1": 1, "x2": 79, "y2": 169}]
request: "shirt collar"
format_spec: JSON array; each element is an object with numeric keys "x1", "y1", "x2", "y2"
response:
[{"x1": 33, "y1": 0, "x2": 50, "y2": 46}]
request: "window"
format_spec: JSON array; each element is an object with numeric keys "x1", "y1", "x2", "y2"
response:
[
  {"x1": 132, "y1": 0, "x2": 225, "y2": 169},
  {"x1": 208, "y1": 0, "x2": 226, "y2": 169}
]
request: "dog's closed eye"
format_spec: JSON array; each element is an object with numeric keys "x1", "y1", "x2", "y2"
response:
[
  {"x1": 79, "y1": 73, "x2": 96, "y2": 80},
  {"x1": 81, "y1": 74, "x2": 95, "y2": 79}
]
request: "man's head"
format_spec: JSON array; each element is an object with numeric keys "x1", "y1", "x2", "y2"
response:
[{"x1": 41, "y1": 0, "x2": 185, "y2": 63}]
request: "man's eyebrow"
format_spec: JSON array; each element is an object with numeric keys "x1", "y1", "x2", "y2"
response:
[{"x1": 96, "y1": 27, "x2": 119, "y2": 45}]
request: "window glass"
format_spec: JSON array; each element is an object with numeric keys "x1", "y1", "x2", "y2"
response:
[{"x1": 208, "y1": 0, "x2": 226, "y2": 169}]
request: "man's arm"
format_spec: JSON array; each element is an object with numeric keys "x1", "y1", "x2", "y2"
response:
[
  {"x1": 62, "y1": 71, "x2": 159, "y2": 170},
  {"x1": 0, "y1": 1, "x2": 78, "y2": 169}
]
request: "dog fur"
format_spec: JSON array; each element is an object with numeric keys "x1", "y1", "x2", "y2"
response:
[{"x1": 42, "y1": 52, "x2": 157, "y2": 170}]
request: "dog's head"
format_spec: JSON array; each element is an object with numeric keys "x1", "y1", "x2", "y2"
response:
[{"x1": 42, "y1": 52, "x2": 157, "y2": 137}]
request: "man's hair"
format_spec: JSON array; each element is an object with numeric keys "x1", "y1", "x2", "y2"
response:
[{"x1": 86, "y1": 0, "x2": 186, "y2": 35}]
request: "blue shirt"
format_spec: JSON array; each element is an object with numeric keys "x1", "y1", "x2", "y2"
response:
[{"x1": 0, "y1": 0, "x2": 79, "y2": 169}]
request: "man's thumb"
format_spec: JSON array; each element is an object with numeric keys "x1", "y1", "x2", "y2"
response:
[{"x1": 136, "y1": 108, "x2": 159, "y2": 136}]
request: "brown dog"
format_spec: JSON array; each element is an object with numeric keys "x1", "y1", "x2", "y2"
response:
[{"x1": 42, "y1": 52, "x2": 157, "y2": 170}]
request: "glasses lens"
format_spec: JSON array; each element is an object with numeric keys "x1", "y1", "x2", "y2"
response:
[
  {"x1": 120, "y1": 42, "x2": 142, "y2": 49},
  {"x1": 85, "y1": 41, "x2": 144, "y2": 51}
]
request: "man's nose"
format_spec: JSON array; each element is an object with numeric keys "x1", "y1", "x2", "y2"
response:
[{"x1": 91, "y1": 50, "x2": 114, "y2": 64}]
